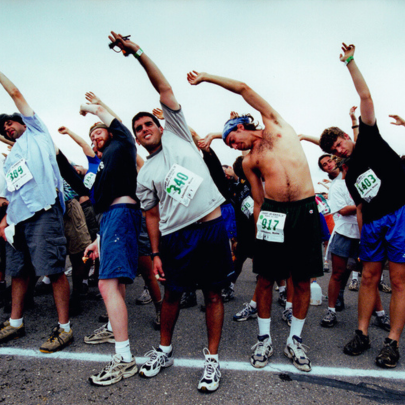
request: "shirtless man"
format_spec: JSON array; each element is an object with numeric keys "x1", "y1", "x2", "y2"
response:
[{"x1": 187, "y1": 71, "x2": 323, "y2": 372}]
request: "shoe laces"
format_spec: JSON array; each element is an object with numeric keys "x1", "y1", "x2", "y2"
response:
[
  {"x1": 202, "y1": 349, "x2": 221, "y2": 380},
  {"x1": 47, "y1": 326, "x2": 64, "y2": 344},
  {"x1": 103, "y1": 354, "x2": 123, "y2": 372},
  {"x1": 292, "y1": 337, "x2": 310, "y2": 357},
  {"x1": 238, "y1": 303, "x2": 251, "y2": 316},
  {"x1": 144, "y1": 347, "x2": 168, "y2": 366},
  {"x1": 251, "y1": 338, "x2": 270, "y2": 356},
  {"x1": 324, "y1": 310, "x2": 336, "y2": 321}
]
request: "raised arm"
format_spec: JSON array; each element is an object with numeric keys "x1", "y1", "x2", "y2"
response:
[
  {"x1": 58, "y1": 126, "x2": 94, "y2": 157},
  {"x1": 108, "y1": 32, "x2": 179, "y2": 110},
  {"x1": 0, "y1": 71, "x2": 34, "y2": 117},
  {"x1": 79, "y1": 104, "x2": 115, "y2": 127},
  {"x1": 187, "y1": 71, "x2": 283, "y2": 127},
  {"x1": 85, "y1": 92, "x2": 122, "y2": 122},
  {"x1": 349, "y1": 106, "x2": 359, "y2": 141},
  {"x1": 389, "y1": 115, "x2": 405, "y2": 127},
  {"x1": 298, "y1": 134, "x2": 320, "y2": 146},
  {"x1": 340, "y1": 44, "x2": 375, "y2": 126}
]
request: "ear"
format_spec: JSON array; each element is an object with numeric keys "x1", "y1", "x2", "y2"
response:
[
  {"x1": 159, "y1": 126, "x2": 164, "y2": 134},
  {"x1": 136, "y1": 138, "x2": 141, "y2": 146},
  {"x1": 344, "y1": 133, "x2": 350, "y2": 140},
  {"x1": 236, "y1": 123, "x2": 245, "y2": 131}
]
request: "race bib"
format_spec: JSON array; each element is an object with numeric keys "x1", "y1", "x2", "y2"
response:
[
  {"x1": 354, "y1": 169, "x2": 381, "y2": 203},
  {"x1": 164, "y1": 164, "x2": 203, "y2": 207},
  {"x1": 256, "y1": 210, "x2": 287, "y2": 243},
  {"x1": 241, "y1": 196, "x2": 254, "y2": 218},
  {"x1": 6, "y1": 159, "x2": 33, "y2": 192},
  {"x1": 84, "y1": 172, "x2": 96, "y2": 190}
]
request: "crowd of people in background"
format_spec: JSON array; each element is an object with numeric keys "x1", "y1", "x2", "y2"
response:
[{"x1": 0, "y1": 37, "x2": 404, "y2": 392}]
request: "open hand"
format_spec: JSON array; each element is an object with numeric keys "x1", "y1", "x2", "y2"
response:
[
  {"x1": 187, "y1": 71, "x2": 205, "y2": 86},
  {"x1": 389, "y1": 114, "x2": 405, "y2": 126},
  {"x1": 339, "y1": 43, "x2": 355, "y2": 63},
  {"x1": 152, "y1": 108, "x2": 164, "y2": 120},
  {"x1": 85, "y1": 92, "x2": 101, "y2": 105}
]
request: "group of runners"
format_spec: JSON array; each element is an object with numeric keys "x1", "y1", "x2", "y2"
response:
[{"x1": 0, "y1": 37, "x2": 404, "y2": 393}]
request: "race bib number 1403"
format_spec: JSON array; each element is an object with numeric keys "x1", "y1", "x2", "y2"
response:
[
  {"x1": 354, "y1": 169, "x2": 381, "y2": 203},
  {"x1": 256, "y1": 210, "x2": 287, "y2": 243}
]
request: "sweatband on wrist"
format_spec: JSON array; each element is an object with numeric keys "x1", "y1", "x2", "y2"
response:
[
  {"x1": 134, "y1": 48, "x2": 143, "y2": 60},
  {"x1": 351, "y1": 125, "x2": 359, "y2": 129},
  {"x1": 345, "y1": 56, "x2": 354, "y2": 66}
]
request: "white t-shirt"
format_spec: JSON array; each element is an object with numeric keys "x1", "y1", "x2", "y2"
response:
[
  {"x1": 136, "y1": 103, "x2": 224, "y2": 236},
  {"x1": 328, "y1": 179, "x2": 360, "y2": 239},
  {"x1": 0, "y1": 155, "x2": 7, "y2": 198}
]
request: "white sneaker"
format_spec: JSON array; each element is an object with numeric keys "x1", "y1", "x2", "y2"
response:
[
  {"x1": 197, "y1": 348, "x2": 221, "y2": 392},
  {"x1": 282, "y1": 308, "x2": 292, "y2": 327},
  {"x1": 250, "y1": 335, "x2": 273, "y2": 368},
  {"x1": 139, "y1": 347, "x2": 174, "y2": 377},
  {"x1": 84, "y1": 324, "x2": 115, "y2": 345},
  {"x1": 284, "y1": 335, "x2": 311, "y2": 372},
  {"x1": 89, "y1": 354, "x2": 138, "y2": 386},
  {"x1": 348, "y1": 279, "x2": 359, "y2": 291}
]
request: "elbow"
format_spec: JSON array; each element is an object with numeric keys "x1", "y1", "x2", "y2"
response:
[
  {"x1": 159, "y1": 83, "x2": 173, "y2": 96},
  {"x1": 10, "y1": 88, "x2": 23, "y2": 100},
  {"x1": 95, "y1": 105, "x2": 106, "y2": 116},
  {"x1": 238, "y1": 82, "x2": 250, "y2": 94},
  {"x1": 360, "y1": 92, "x2": 372, "y2": 103}
]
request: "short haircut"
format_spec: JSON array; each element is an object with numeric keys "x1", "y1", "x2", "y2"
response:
[
  {"x1": 0, "y1": 113, "x2": 24, "y2": 140},
  {"x1": 132, "y1": 112, "x2": 161, "y2": 137},
  {"x1": 319, "y1": 127, "x2": 346, "y2": 153}
]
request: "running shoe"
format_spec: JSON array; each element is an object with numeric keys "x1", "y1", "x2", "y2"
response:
[
  {"x1": 348, "y1": 279, "x2": 359, "y2": 291},
  {"x1": 375, "y1": 314, "x2": 391, "y2": 332},
  {"x1": 0, "y1": 320, "x2": 25, "y2": 343},
  {"x1": 233, "y1": 303, "x2": 257, "y2": 322},
  {"x1": 89, "y1": 354, "x2": 138, "y2": 386},
  {"x1": 278, "y1": 290, "x2": 287, "y2": 307},
  {"x1": 282, "y1": 307, "x2": 292, "y2": 327},
  {"x1": 180, "y1": 291, "x2": 197, "y2": 309},
  {"x1": 139, "y1": 347, "x2": 174, "y2": 377},
  {"x1": 343, "y1": 329, "x2": 370, "y2": 356},
  {"x1": 284, "y1": 335, "x2": 311, "y2": 372},
  {"x1": 84, "y1": 324, "x2": 114, "y2": 345},
  {"x1": 64, "y1": 266, "x2": 73, "y2": 277},
  {"x1": 323, "y1": 260, "x2": 330, "y2": 273},
  {"x1": 221, "y1": 286, "x2": 235, "y2": 302},
  {"x1": 39, "y1": 326, "x2": 73, "y2": 353},
  {"x1": 250, "y1": 334, "x2": 273, "y2": 368},
  {"x1": 136, "y1": 286, "x2": 152, "y2": 305},
  {"x1": 320, "y1": 309, "x2": 337, "y2": 328},
  {"x1": 375, "y1": 338, "x2": 400, "y2": 368},
  {"x1": 379, "y1": 281, "x2": 392, "y2": 294},
  {"x1": 197, "y1": 348, "x2": 221, "y2": 392}
]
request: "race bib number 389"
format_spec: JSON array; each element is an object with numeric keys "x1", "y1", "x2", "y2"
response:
[
  {"x1": 164, "y1": 164, "x2": 203, "y2": 207},
  {"x1": 6, "y1": 159, "x2": 33, "y2": 192},
  {"x1": 256, "y1": 210, "x2": 287, "y2": 243},
  {"x1": 354, "y1": 169, "x2": 381, "y2": 203}
]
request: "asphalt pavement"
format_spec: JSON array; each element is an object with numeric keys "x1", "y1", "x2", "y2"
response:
[{"x1": 1, "y1": 260, "x2": 404, "y2": 405}]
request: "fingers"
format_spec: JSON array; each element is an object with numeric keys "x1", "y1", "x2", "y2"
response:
[{"x1": 57, "y1": 126, "x2": 66, "y2": 133}]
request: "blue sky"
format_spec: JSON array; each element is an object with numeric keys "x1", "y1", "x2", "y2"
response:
[{"x1": 1, "y1": 0, "x2": 405, "y2": 188}]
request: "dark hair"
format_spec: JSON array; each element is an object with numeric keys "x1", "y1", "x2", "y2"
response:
[
  {"x1": 233, "y1": 156, "x2": 246, "y2": 180},
  {"x1": 319, "y1": 127, "x2": 346, "y2": 153},
  {"x1": 132, "y1": 112, "x2": 161, "y2": 137},
  {"x1": 224, "y1": 113, "x2": 261, "y2": 131},
  {"x1": 0, "y1": 113, "x2": 24, "y2": 140}
]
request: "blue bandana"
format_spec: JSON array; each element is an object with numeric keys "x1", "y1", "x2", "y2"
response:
[{"x1": 222, "y1": 116, "x2": 250, "y2": 142}]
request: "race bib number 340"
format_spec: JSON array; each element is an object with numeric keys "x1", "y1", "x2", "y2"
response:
[
  {"x1": 354, "y1": 169, "x2": 381, "y2": 203},
  {"x1": 165, "y1": 164, "x2": 203, "y2": 207},
  {"x1": 6, "y1": 159, "x2": 33, "y2": 192},
  {"x1": 256, "y1": 210, "x2": 287, "y2": 243}
]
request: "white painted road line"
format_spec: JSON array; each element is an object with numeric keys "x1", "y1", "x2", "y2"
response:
[{"x1": 1, "y1": 347, "x2": 405, "y2": 380}]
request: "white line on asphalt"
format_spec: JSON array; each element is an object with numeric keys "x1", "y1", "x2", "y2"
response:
[{"x1": 1, "y1": 347, "x2": 405, "y2": 380}]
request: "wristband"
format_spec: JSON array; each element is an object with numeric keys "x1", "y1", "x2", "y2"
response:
[
  {"x1": 345, "y1": 56, "x2": 354, "y2": 66},
  {"x1": 134, "y1": 48, "x2": 144, "y2": 60},
  {"x1": 351, "y1": 125, "x2": 359, "y2": 129},
  {"x1": 150, "y1": 252, "x2": 160, "y2": 260}
]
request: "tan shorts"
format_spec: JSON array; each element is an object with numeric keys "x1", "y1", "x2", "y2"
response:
[{"x1": 64, "y1": 199, "x2": 92, "y2": 255}]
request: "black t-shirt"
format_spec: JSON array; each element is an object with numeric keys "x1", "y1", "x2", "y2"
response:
[
  {"x1": 93, "y1": 119, "x2": 138, "y2": 213},
  {"x1": 230, "y1": 180, "x2": 255, "y2": 240},
  {"x1": 345, "y1": 118, "x2": 405, "y2": 223}
]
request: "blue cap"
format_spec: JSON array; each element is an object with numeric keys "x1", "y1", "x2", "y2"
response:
[{"x1": 222, "y1": 116, "x2": 250, "y2": 143}]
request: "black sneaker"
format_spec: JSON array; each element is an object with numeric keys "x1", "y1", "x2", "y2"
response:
[
  {"x1": 343, "y1": 330, "x2": 370, "y2": 356},
  {"x1": 180, "y1": 291, "x2": 197, "y2": 309},
  {"x1": 320, "y1": 309, "x2": 337, "y2": 328},
  {"x1": 375, "y1": 338, "x2": 400, "y2": 368},
  {"x1": 335, "y1": 292, "x2": 345, "y2": 312}
]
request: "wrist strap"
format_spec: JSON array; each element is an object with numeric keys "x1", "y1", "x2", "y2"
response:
[
  {"x1": 150, "y1": 252, "x2": 160, "y2": 260},
  {"x1": 351, "y1": 125, "x2": 359, "y2": 129},
  {"x1": 345, "y1": 56, "x2": 354, "y2": 66},
  {"x1": 134, "y1": 48, "x2": 144, "y2": 60}
]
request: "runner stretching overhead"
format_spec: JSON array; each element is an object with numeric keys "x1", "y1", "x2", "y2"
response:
[{"x1": 188, "y1": 71, "x2": 323, "y2": 372}]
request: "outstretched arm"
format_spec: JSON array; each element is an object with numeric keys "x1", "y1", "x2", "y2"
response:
[
  {"x1": 349, "y1": 106, "x2": 359, "y2": 141},
  {"x1": 108, "y1": 32, "x2": 179, "y2": 110},
  {"x1": 58, "y1": 126, "x2": 95, "y2": 157},
  {"x1": 79, "y1": 104, "x2": 115, "y2": 127},
  {"x1": 340, "y1": 44, "x2": 375, "y2": 126},
  {"x1": 187, "y1": 71, "x2": 283, "y2": 127},
  {"x1": 298, "y1": 134, "x2": 320, "y2": 146},
  {"x1": 85, "y1": 92, "x2": 122, "y2": 122},
  {"x1": 0, "y1": 71, "x2": 34, "y2": 117},
  {"x1": 0, "y1": 135, "x2": 15, "y2": 147},
  {"x1": 389, "y1": 115, "x2": 405, "y2": 127}
]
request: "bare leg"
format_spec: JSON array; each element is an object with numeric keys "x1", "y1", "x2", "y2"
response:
[
  {"x1": 358, "y1": 261, "x2": 383, "y2": 335},
  {"x1": 10, "y1": 277, "x2": 30, "y2": 319},
  {"x1": 139, "y1": 255, "x2": 162, "y2": 307},
  {"x1": 203, "y1": 288, "x2": 224, "y2": 354},
  {"x1": 286, "y1": 276, "x2": 294, "y2": 303},
  {"x1": 160, "y1": 289, "x2": 182, "y2": 346},
  {"x1": 256, "y1": 275, "x2": 274, "y2": 319},
  {"x1": 388, "y1": 262, "x2": 405, "y2": 342},
  {"x1": 99, "y1": 278, "x2": 128, "y2": 342},
  {"x1": 328, "y1": 254, "x2": 349, "y2": 307},
  {"x1": 292, "y1": 279, "x2": 310, "y2": 319},
  {"x1": 50, "y1": 273, "x2": 70, "y2": 325}
]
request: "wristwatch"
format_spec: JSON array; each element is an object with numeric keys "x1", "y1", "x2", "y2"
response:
[{"x1": 150, "y1": 252, "x2": 160, "y2": 260}]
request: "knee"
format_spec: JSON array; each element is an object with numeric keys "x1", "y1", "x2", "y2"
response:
[
  {"x1": 164, "y1": 289, "x2": 182, "y2": 304},
  {"x1": 390, "y1": 275, "x2": 405, "y2": 294},
  {"x1": 360, "y1": 271, "x2": 379, "y2": 288},
  {"x1": 204, "y1": 290, "x2": 222, "y2": 306}
]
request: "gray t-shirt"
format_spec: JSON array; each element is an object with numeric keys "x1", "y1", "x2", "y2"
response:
[{"x1": 136, "y1": 103, "x2": 225, "y2": 236}]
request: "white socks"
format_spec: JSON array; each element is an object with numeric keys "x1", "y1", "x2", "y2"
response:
[
  {"x1": 250, "y1": 300, "x2": 257, "y2": 309},
  {"x1": 159, "y1": 344, "x2": 173, "y2": 354},
  {"x1": 257, "y1": 316, "x2": 271, "y2": 338},
  {"x1": 59, "y1": 321, "x2": 70, "y2": 333},
  {"x1": 288, "y1": 316, "x2": 306, "y2": 344},
  {"x1": 9, "y1": 318, "x2": 23, "y2": 328},
  {"x1": 115, "y1": 339, "x2": 132, "y2": 362}
]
